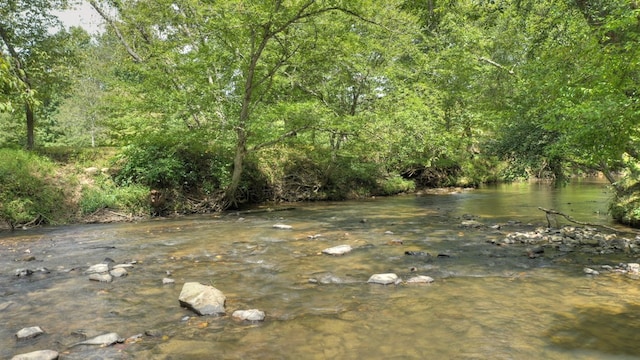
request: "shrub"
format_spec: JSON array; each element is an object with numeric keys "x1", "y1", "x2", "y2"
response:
[
  {"x1": 0, "y1": 149, "x2": 70, "y2": 229},
  {"x1": 378, "y1": 175, "x2": 416, "y2": 195},
  {"x1": 113, "y1": 130, "x2": 230, "y2": 194}
]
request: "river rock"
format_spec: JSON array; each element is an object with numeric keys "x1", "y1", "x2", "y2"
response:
[
  {"x1": 109, "y1": 268, "x2": 128, "y2": 278},
  {"x1": 583, "y1": 267, "x2": 599, "y2": 275},
  {"x1": 406, "y1": 275, "x2": 435, "y2": 284},
  {"x1": 73, "y1": 332, "x2": 122, "y2": 346},
  {"x1": 624, "y1": 263, "x2": 640, "y2": 274},
  {"x1": 367, "y1": 273, "x2": 401, "y2": 285},
  {"x1": 322, "y1": 244, "x2": 352, "y2": 256},
  {"x1": 10, "y1": 350, "x2": 59, "y2": 360},
  {"x1": 272, "y1": 224, "x2": 292, "y2": 230},
  {"x1": 15, "y1": 326, "x2": 44, "y2": 340},
  {"x1": 460, "y1": 220, "x2": 484, "y2": 228},
  {"x1": 232, "y1": 309, "x2": 265, "y2": 321},
  {"x1": 85, "y1": 263, "x2": 109, "y2": 274},
  {"x1": 14, "y1": 268, "x2": 34, "y2": 277},
  {"x1": 163, "y1": 277, "x2": 175, "y2": 285},
  {"x1": 89, "y1": 273, "x2": 113, "y2": 282},
  {"x1": 178, "y1": 282, "x2": 226, "y2": 316}
]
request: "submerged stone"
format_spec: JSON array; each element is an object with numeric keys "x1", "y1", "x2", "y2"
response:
[
  {"x1": 406, "y1": 275, "x2": 435, "y2": 284},
  {"x1": 10, "y1": 350, "x2": 58, "y2": 360},
  {"x1": 232, "y1": 309, "x2": 265, "y2": 321},
  {"x1": 178, "y1": 282, "x2": 226, "y2": 316},
  {"x1": 272, "y1": 224, "x2": 292, "y2": 230},
  {"x1": 367, "y1": 273, "x2": 401, "y2": 285},
  {"x1": 74, "y1": 332, "x2": 122, "y2": 347}
]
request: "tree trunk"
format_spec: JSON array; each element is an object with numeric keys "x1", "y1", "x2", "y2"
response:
[
  {"x1": 25, "y1": 102, "x2": 35, "y2": 150},
  {"x1": 225, "y1": 128, "x2": 248, "y2": 207}
]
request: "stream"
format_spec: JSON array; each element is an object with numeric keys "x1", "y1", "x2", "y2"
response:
[{"x1": 2, "y1": 179, "x2": 640, "y2": 359}]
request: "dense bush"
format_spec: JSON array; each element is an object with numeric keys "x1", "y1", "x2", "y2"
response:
[
  {"x1": 113, "y1": 131, "x2": 231, "y2": 194},
  {"x1": 0, "y1": 148, "x2": 70, "y2": 229},
  {"x1": 609, "y1": 177, "x2": 640, "y2": 228}
]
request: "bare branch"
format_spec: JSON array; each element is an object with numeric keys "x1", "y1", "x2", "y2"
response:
[{"x1": 478, "y1": 56, "x2": 515, "y2": 76}]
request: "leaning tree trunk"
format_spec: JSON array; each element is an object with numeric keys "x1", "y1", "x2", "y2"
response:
[{"x1": 225, "y1": 129, "x2": 248, "y2": 208}]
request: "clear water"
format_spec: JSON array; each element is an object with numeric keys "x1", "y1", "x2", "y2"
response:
[{"x1": 2, "y1": 179, "x2": 639, "y2": 359}]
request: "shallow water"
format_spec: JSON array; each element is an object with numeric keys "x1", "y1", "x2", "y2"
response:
[{"x1": 2, "y1": 180, "x2": 640, "y2": 359}]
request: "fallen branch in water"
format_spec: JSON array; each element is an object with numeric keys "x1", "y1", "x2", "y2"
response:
[{"x1": 538, "y1": 207, "x2": 624, "y2": 233}]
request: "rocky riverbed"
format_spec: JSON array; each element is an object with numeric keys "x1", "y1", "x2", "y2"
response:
[{"x1": 2, "y1": 209, "x2": 639, "y2": 359}]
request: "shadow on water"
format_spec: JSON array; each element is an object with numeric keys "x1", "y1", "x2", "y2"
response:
[{"x1": 548, "y1": 303, "x2": 640, "y2": 356}]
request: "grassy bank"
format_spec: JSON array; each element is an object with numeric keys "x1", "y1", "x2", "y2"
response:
[{"x1": 0, "y1": 146, "x2": 504, "y2": 230}]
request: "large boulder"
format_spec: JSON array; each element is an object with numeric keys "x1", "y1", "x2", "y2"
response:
[{"x1": 178, "y1": 282, "x2": 226, "y2": 316}]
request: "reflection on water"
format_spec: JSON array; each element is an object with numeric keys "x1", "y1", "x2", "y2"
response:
[{"x1": 2, "y1": 180, "x2": 639, "y2": 359}]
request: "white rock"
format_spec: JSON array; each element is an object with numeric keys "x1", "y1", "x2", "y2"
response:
[
  {"x1": 273, "y1": 224, "x2": 292, "y2": 230},
  {"x1": 11, "y1": 350, "x2": 59, "y2": 360},
  {"x1": 583, "y1": 267, "x2": 600, "y2": 275},
  {"x1": 89, "y1": 273, "x2": 113, "y2": 282},
  {"x1": 15, "y1": 326, "x2": 44, "y2": 340},
  {"x1": 85, "y1": 263, "x2": 109, "y2": 274},
  {"x1": 232, "y1": 309, "x2": 265, "y2": 321},
  {"x1": 406, "y1": 275, "x2": 435, "y2": 284},
  {"x1": 367, "y1": 273, "x2": 401, "y2": 285},
  {"x1": 178, "y1": 282, "x2": 226, "y2": 316},
  {"x1": 110, "y1": 268, "x2": 128, "y2": 278},
  {"x1": 322, "y1": 244, "x2": 352, "y2": 256},
  {"x1": 74, "y1": 332, "x2": 121, "y2": 346},
  {"x1": 626, "y1": 263, "x2": 640, "y2": 274},
  {"x1": 162, "y1": 278, "x2": 175, "y2": 285}
]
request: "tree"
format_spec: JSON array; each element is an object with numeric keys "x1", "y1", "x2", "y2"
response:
[
  {"x1": 90, "y1": 0, "x2": 419, "y2": 206},
  {"x1": 0, "y1": 0, "x2": 84, "y2": 149}
]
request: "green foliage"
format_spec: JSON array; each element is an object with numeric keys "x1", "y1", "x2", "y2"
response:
[
  {"x1": 113, "y1": 130, "x2": 231, "y2": 194},
  {"x1": 0, "y1": 148, "x2": 69, "y2": 228},
  {"x1": 378, "y1": 175, "x2": 415, "y2": 196},
  {"x1": 609, "y1": 175, "x2": 640, "y2": 227},
  {"x1": 79, "y1": 181, "x2": 149, "y2": 216}
]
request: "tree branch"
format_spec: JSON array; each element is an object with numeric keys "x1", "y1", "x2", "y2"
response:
[
  {"x1": 88, "y1": 0, "x2": 143, "y2": 63},
  {"x1": 478, "y1": 56, "x2": 515, "y2": 76}
]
